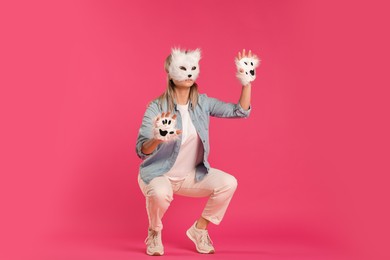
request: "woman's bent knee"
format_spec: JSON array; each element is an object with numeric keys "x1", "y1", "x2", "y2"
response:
[
  {"x1": 226, "y1": 175, "x2": 238, "y2": 192},
  {"x1": 211, "y1": 169, "x2": 238, "y2": 191},
  {"x1": 146, "y1": 188, "x2": 173, "y2": 203},
  {"x1": 222, "y1": 173, "x2": 238, "y2": 190},
  {"x1": 230, "y1": 176, "x2": 238, "y2": 190}
]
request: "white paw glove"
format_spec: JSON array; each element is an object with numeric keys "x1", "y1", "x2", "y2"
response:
[
  {"x1": 235, "y1": 49, "x2": 260, "y2": 86},
  {"x1": 153, "y1": 112, "x2": 180, "y2": 142}
]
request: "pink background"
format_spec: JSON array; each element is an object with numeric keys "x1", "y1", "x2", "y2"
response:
[{"x1": 1, "y1": 0, "x2": 389, "y2": 259}]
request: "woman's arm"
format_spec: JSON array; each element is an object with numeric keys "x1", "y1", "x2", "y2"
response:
[
  {"x1": 136, "y1": 102, "x2": 159, "y2": 160},
  {"x1": 141, "y1": 138, "x2": 163, "y2": 155},
  {"x1": 207, "y1": 49, "x2": 259, "y2": 118},
  {"x1": 239, "y1": 83, "x2": 251, "y2": 110},
  {"x1": 237, "y1": 49, "x2": 260, "y2": 110},
  {"x1": 207, "y1": 94, "x2": 251, "y2": 118}
]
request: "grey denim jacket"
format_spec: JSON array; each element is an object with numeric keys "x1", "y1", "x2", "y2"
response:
[{"x1": 136, "y1": 93, "x2": 251, "y2": 185}]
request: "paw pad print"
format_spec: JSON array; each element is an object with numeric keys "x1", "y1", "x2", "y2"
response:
[
  {"x1": 154, "y1": 113, "x2": 178, "y2": 141},
  {"x1": 159, "y1": 119, "x2": 175, "y2": 136},
  {"x1": 235, "y1": 55, "x2": 260, "y2": 86}
]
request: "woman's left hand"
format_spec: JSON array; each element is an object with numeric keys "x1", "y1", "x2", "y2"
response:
[{"x1": 235, "y1": 49, "x2": 260, "y2": 86}]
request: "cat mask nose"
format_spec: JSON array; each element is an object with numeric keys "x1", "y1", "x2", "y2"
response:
[{"x1": 188, "y1": 74, "x2": 192, "y2": 78}]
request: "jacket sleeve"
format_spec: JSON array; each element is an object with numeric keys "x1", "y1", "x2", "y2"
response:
[
  {"x1": 135, "y1": 101, "x2": 160, "y2": 160},
  {"x1": 204, "y1": 94, "x2": 251, "y2": 118}
]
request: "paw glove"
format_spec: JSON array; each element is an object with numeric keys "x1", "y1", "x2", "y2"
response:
[
  {"x1": 235, "y1": 55, "x2": 260, "y2": 86},
  {"x1": 153, "y1": 114, "x2": 179, "y2": 142}
]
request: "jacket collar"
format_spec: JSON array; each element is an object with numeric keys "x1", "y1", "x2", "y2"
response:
[{"x1": 173, "y1": 98, "x2": 193, "y2": 111}]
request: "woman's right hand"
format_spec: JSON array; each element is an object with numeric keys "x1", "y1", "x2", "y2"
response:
[{"x1": 153, "y1": 112, "x2": 182, "y2": 142}]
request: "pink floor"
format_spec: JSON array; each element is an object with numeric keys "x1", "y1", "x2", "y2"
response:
[
  {"x1": 41, "y1": 239, "x2": 346, "y2": 260},
  {"x1": 33, "y1": 231, "x2": 349, "y2": 260}
]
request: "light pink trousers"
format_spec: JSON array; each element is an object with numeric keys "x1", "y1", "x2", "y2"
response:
[{"x1": 138, "y1": 168, "x2": 238, "y2": 232}]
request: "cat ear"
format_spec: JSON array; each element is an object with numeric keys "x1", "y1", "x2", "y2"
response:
[
  {"x1": 171, "y1": 47, "x2": 183, "y2": 58},
  {"x1": 190, "y1": 48, "x2": 201, "y2": 62}
]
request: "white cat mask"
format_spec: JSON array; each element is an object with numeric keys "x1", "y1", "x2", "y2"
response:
[{"x1": 168, "y1": 48, "x2": 201, "y2": 82}]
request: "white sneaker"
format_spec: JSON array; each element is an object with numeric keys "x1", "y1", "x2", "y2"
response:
[
  {"x1": 144, "y1": 228, "x2": 164, "y2": 256},
  {"x1": 186, "y1": 221, "x2": 215, "y2": 254}
]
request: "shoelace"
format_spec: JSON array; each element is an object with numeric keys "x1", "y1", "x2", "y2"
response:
[
  {"x1": 144, "y1": 230, "x2": 160, "y2": 247},
  {"x1": 199, "y1": 231, "x2": 213, "y2": 247}
]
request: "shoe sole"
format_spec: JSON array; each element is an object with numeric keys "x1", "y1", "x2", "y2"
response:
[
  {"x1": 146, "y1": 251, "x2": 164, "y2": 256},
  {"x1": 186, "y1": 229, "x2": 215, "y2": 254}
]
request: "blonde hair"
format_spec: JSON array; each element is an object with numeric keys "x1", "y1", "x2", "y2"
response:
[{"x1": 157, "y1": 53, "x2": 199, "y2": 112}]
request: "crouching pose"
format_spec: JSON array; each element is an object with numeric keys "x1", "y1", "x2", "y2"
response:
[{"x1": 136, "y1": 47, "x2": 260, "y2": 255}]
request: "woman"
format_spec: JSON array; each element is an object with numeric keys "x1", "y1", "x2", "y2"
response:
[{"x1": 136, "y1": 47, "x2": 260, "y2": 256}]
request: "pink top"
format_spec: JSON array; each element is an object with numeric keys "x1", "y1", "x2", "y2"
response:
[{"x1": 164, "y1": 103, "x2": 204, "y2": 180}]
